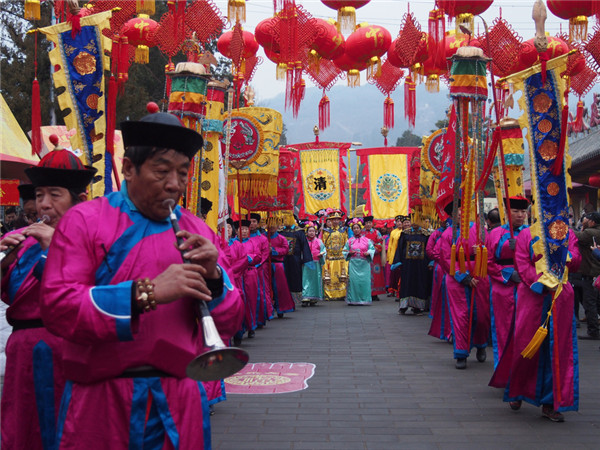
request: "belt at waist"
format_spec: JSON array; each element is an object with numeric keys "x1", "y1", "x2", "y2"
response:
[
  {"x1": 9, "y1": 318, "x2": 44, "y2": 331},
  {"x1": 118, "y1": 366, "x2": 174, "y2": 378},
  {"x1": 496, "y1": 258, "x2": 514, "y2": 265},
  {"x1": 582, "y1": 275, "x2": 595, "y2": 280}
]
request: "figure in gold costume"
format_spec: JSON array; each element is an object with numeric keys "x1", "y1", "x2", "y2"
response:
[{"x1": 321, "y1": 210, "x2": 348, "y2": 300}]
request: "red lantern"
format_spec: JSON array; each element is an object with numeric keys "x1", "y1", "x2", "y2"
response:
[
  {"x1": 516, "y1": 36, "x2": 569, "y2": 73},
  {"x1": 589, "y1": 173, "x2": 600, "y2": 188},
  {"x1": 333, "y1": 51, "x2": 370, "y2": 87},
  {"x1": 437, "y1": 0, "x2": 494, "y2": 34},
  {"x1": 386, "y1": 38, "x2": 403, "y2": 68},
  {"x1": 345, "y1": 24, "x2": 392, "y2": 79},
  {"x1": 321, "y1": 1, "x2": 371, "y2": 34},
  {"x1": 547, "y1": 1, "x2": 593, "y2": 41},
  {"x1": 217, "y1": 30, "x2": 259, "y2": 60},
  {"x1": 255, "y1": 17, "x2": 280, "y2": 53},
  {"x1": 121, "y1": 14, "x2": 159, "y2": 64},
  {"x1": 312, "y1": 18, "x2": 346, "y2": 61}
]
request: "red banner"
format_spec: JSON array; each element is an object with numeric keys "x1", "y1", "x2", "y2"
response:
[{"x1": 0, "y1": 179, "x2": 20, "y2": 206}]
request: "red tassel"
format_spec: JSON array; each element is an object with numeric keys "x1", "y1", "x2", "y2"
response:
[
  {"x1": 118, "y1": 36, "x2": 131, "y2": 95},
  {"x1": 552, "y1": 90, "x2": 569, "y2": 176},
  {"x1": 165, "y1": 60, "x2": 175, "y2": 100},
  {"x1": 539, "y1": 52, "x2": 549, "y2": 85},
  {"x1": 319, "y1": 94, "x2": 330, "y2": 130},
  {"x1": 384, "y1": 97, "x2": 394, "y2": 129},
  {"x1": 429, "y1": 8, "x2": 445, "y2": 69},
  {"x1": 404, "y1": 76, "x2": 416, "y2": 128},
  {"x1": 68, "y1": 13, "x2": 82, "y2": 38},
  {"x1": 31, "y1": 78, "x2": 42, "y2": 156}
]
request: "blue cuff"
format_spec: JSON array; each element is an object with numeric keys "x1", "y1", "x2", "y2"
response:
[
  {"x1": 390, "y1": 262, "x2": 402, "y2": 270},
  {"x1": 90, "y1": 281, "x2": 133, "y2": 341},
  {"x1": 454, "y1": 271, "x2": 468, "y2": 283},
  {"x1": 530, "y1": 281, "x2": 545, "y2": 295},
  {"x1": 247, "y1": 255, "x2": 253, "y2": 263},
  {"x1": 208, "y1": 265, "x2": 233, "y2": 312},
  {"x1": 33, "y1": 253, "x2": 48, "y2": 281},
  {"x1": 501, "y1": 267, "x2": 514, "y2": 284},
  {"x1": 305, "y1": 261, "x2": 316, "y2": 270},
  {"x1": 271, "y1": 248, "x2": 278, "y2": 256},
  {"x1": 428, "y1": 261, "x2": 434, "y2": 267},
  {"x1": 591, "y1": 248, "x2": 600, "y2": 261}
]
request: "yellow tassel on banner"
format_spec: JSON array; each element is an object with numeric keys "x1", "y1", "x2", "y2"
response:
[
  {"x1": 481, "y1": 247, "x2": 488, "y2": 277},
  {"x1": 25, "y1": 0, "x2": 41, "y2": 21},
  {"x1": 521, "y1": 293, "x2": 556, "y2": 359},
  {"x1": 450, "y1": 244, "x2": 457, "y2": 276},
  {"x1": 136, "y1": 0, "x2": 155, "y2": 15},
  {"x1": 134, "y1": 45, "x2": 150, "y2": 64},
  {"x1": 459, "y1": 245, "x2": 466, "y2": 274},
  {"x1": 228, "y1": 0, "x2": 246, "y2": 24},
  {"x1": 474, "y1": 246, "x2": 482, "y2": 278}
]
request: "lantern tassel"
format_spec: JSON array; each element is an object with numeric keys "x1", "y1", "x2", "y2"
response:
[
  {"x1": 426, "y1": 75, "x2": 440, "y2": 93},
  {"x1": 25, "y1": 0, "x2": 41, "y2": 21},
  {"x1": 136, "y1": 0, "x2": 155, "y2": 16},
  {"x1": 276, "y1": 63, "x2": 287, "y2": 80},
  {"x1": 404, "y1": 76, "x2": 416, "y2": 128},
  {"x1": 366, "y1": 57, "x2": 382, "y2": 80},
  {"x1": 429, "y1": 8, "x2": 446, "y2": 69},
  {"x1": 319, "y1": 94, "x2": 330, "y2": 130},
  {"x1": 134, "y1": 45, "x2": 150, "y2": 64},
  {"x1": 569, "y1": 16, "x2": 588, "y2": 42},
  {"x1": 348, "y1": 69, "x2": 360, "y2": 88},
  {"x1": 383, "y1": 97, "x2": 394, "y2": 129},
  {"x1": 338, "y1": 6, "x2": 357, "y2": 34},
  {"x1": 31, "y1": 78, "x2": 42, "y2": 156},
  {"x1": 228, "y1": 0, "x2": 246, "y2": 24}
]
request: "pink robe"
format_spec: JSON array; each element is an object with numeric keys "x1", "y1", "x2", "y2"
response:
[
  {"x1": 427, "y1": 228, "x2": 451, "y2": 341},
  {"x1": 269, "y1": 233, "x2": 296, "y2": 314},
  {"x1": 40, "y1": 188, "x2": 244, "y2": 449},
  {"x1": 438, "y1": 224, "x2": 490, "y2": 360},
  {"x1": 486, "y1": 224, "x2": 527, "y2": 368},
  {"x1": 490, "y1": 228, "x2": 581, "y2": 412},
  {"x1": 1, "y1": 233, "x2": 65, "y2": 450},
  {"x1": 250, "y1": 231, "x2": 275, "y2": 324},
  {"x1": 364, "y1": 229, "x2": 386, "y2": 295},
  {"x1": 226, "y1": 238, "x2": 257, "y2": 334}
]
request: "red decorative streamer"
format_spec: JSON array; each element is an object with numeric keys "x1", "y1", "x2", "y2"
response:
[
  {"x1": 31, "y1": 32, "x2": 41, "y2": 156},
  {"x1": 319, "y1": 92, "x2": 330, "y2": 130},
  {"x1": 404, "y1": 76, "x2": 416, "y2": 128},
  {"x1": 383, "y1": 97, "x2": 394, "y2": 129},
  {"x1": 552, "y1": 89, "x2": 569, "y2": 176}
]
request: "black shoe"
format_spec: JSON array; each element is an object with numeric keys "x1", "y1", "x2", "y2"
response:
[
  {"x1": 578, "y1": 334, "x2": 600, "y2": 340},
  {"x1": 399, "y1": 308, "x2": 407, "y2": 315},
  {"x1": 542, "y1": 405, "x2": 564, "y2": 422},
  {"x1": 455, "y1": 358, "x2": 467, "y2": 369},
  {"x1": 277, "y1": 312, "x2": 284, "y2": 318},
  {"x1": 476, "y1": 347, "x2": 487, "y2": 362},
  {"x1": 372, "y1": 295, "x2": 380, "y2": 301},
  {"x1": 413, "y1": 308, "x2": 424, "y2": 316},
  {"x1": 248, "y1": 330, "x2": 255, "y2": 338},
  {"x1": 301, "y1": 301, "x2": 308, "y2": 307},
  {"x1": 233, "y1": 336, "x2": 242, "y2": 346},
  {"x1": 509, "y1": 400, "x2": 522, "y2": 411}
]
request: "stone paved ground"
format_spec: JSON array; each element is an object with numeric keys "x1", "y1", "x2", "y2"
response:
[{"x1": 210, "y1": 297, "x2": 600, "y2": 450}]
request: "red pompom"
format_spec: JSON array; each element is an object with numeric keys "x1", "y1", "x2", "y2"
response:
[
  {"x1": 146, "y1": 102, "x2": 160, "y2": 114},
  {"x1": 49, "y1": 134, "x2": 59, "y2": 146}
]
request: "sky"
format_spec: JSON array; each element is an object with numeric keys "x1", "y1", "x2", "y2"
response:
[{"x1": 211, "y1": 0, "x2": 580, "y2": 102}]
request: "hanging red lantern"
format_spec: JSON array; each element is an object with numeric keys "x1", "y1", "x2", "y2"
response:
[
  {"x1": 333, "y1": 51, "x2": 370, "y2": 87},
  {"x1": 437, "y1": 0, "x2": 494, "y2": 34},
  {"x1": 217, "y1": 29, "x2": 259, "y2": 60},
  {"x1": 516, "y1": 35, "x2": 569, "y2": 73},
  {"x1": 264, "y1": 47, "x2": 288, "y2": 80},
  {"x1": 386, "y1": 38, "x2": 403, "y2": 68},
  {"x1": 321, "y1": 1, "x2": 371, "y2": 34},
  {"x1": 312, "y1": 18, "x2": 346, "y2": 60},
  {"x1": 345, "y1": 23, "x2": 392, "y2": 80},
  {"x1": 547, "y1": 1, "x2": 593, "y2": 41},
  {"x1": 255, "y1": 16, "x2": 280, "y2": 53},
  {"x1": 121, "y1": 14, "x2": 159, "y2": 64},
  {"x1": 589, "y1": 173, "x2": 600, "y2": 188}
]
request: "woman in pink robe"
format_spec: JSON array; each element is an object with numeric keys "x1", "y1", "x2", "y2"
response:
[
  {"x1": 490, "y1": 227, "x2": 581, "y2": 421},
  {"x1": 268, "y1": 223, "x2": 296, "y2": 316},
  {"x1": 427, "y1": 225, "x2": 452, "y2": 341}
]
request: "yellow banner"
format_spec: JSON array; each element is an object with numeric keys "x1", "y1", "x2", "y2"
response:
[
  {"x1": 299, "y1": 149, "x2": 342, "y2": 214},
  {"x1": 368, "y1": 153, "x2": 408, "y2": 220}
]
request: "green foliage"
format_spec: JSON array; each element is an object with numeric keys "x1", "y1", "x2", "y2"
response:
[
  {"x1": 395, "y1": 129, "x2": 422, "y2": 147},
  {"x1": 431, "y1": 118, "x2": 449, "y2": 133}
]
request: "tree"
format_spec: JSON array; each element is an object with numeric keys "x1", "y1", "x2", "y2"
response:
[
  {"x1": 1, "y1": 1, "x2": 58, "y2": 132},
  {"x1": 395, "y1": 129, "x2": 422, "y2": 147},
  {"x1": 431, "y1": 118, "x2": 449, "y2": 132}
]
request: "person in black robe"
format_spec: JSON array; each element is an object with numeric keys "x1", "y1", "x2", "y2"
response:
[
  {"x1": 393, "y1": 219, "x2": 432, "y2": 315},
  {"x1": 280, "y1": 215, "x2": 312, "y2": 303}
]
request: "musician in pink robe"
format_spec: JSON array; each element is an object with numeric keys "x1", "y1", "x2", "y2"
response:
[
  {"x1": 438, "y1": 209, "x2": 490, "y2": 369},
  {"x1": 0, "y1": 149, "x2": 96, "y2": 450},
  {"x1": 427, "y1": 223, "x2": 451, "y2": 341},
  {"x1": 40, "y1": 111, "x2": 244, "y2": 448},
  {"x1": 249, "y1": 213, "x2": 275, "y2": 325},
  {"x1": 486, "y1": 197, "x2": 529, "y2": 369},
  {"x1": 268, "y1": 221, "x2": 296, "y2": 316},
  {"x1": 490, "y1": 227, "x2": 581, "y2": 421}
]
